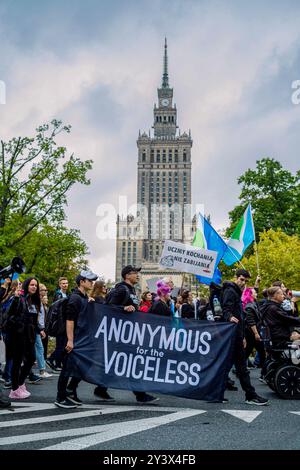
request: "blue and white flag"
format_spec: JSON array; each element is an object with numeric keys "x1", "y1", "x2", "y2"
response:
[
  {"x1": 192, "y1": 213, "x2": 227, "y2": 285},
  {"x1": 222, "y1": 204, "x2": 255, "y2": 266}
]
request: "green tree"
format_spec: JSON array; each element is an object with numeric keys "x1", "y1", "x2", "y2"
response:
[
  {"x1": 226, "y1": 158, "x2": 300, "y2": 237},
  {"x1": 243, "y1": 229, "x2": 300, "y2": 289},
  {"x1": 0, "y1": 119, "x2": 92, "y2": 252},
  {"x1": 16, "y1": 224, "x2": 89, "y2": 294},
  {"x1": 0, "y1": 120, "x2": 93, "y2": 289}
]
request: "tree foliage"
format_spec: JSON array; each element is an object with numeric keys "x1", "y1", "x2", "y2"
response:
[
  {"x1": 243, "y1": 229, "x2": 300, "y2": 289},
  {"x1": 0, "y1": 120, "x2": 93, "y2": 292},
  {"x1": 226, "y1": 158, "x2": 300, "y2": 237},
  {"x1": 4, "y1": 224, "x2": 89, "y2": 294},
  {"x1": 0, "y1": 119, "x2": 92, "y2": 251}
]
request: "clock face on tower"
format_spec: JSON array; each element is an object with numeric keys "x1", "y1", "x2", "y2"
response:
[{"x1": 161, "y1": 98, "x2": 169, "y2": 107}]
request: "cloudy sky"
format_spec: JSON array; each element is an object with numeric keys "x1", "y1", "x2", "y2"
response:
[{"x1": 1, "y1": 0, "x2": 300, "y2": 279}]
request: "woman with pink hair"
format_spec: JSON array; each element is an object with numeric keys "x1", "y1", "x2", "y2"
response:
[
  {"x1": 242, "y1": 287, "x2": 266, "y2": 370},
  {"x1": 148, "y1": 281, "x2": 172, "y2": 317}
]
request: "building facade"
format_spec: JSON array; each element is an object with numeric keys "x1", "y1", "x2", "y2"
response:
[{"x1": 116, "y1": 40, "x2": 195, "y2": 290}]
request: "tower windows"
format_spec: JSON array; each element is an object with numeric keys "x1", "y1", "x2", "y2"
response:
[
  {"x1": 162, "y1": 149, "x2": 166, "y2": 162},
  {"x1": 168, "y1": 149, "x2": 172, "y2": 162},
  {"x1": 175, "y1": 149, "x2": 178, "y2": 162},
  {"x1": 156, "y1": 150, "x2": 160, "y2": 162}
]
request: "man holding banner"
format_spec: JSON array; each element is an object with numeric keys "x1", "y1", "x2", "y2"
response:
[
  {"x1": 106, "y1": 265, "x2": 159, "y2": 403},
  {"x1": 55, "y1": 270, "x2": 98, "y2": 409},
  {"x1": 222, "y1": 269, "x2": 269, "y2": 406}
]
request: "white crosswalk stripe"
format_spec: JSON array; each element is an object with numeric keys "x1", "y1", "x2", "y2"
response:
[
  {"x1": 0, "y1": 401, "x2": 293, "y2": 449},
  {"x1": 0, "y1": 406, "x2": 133, "y2": 429},
  {"x1": 0, "y1": 409, "x2": 205, "y2": 448},
  {"x1": 42, "y1": 409, "x2": 206, "y2": 450},
  {"x1": 0, "y1": 403, "x2": 57, "y2": 416},
  {"x1": 222, "y1": 410, "x2": 262, "y2": 423}
]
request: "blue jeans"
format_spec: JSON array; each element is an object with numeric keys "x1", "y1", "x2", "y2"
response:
[{"x1": 35, "y1": 334, "x2": 46, "y2": 370}]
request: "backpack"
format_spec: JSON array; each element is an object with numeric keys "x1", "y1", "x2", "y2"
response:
[
  {"x1": 45, "y1": 297, "x2": 68, "y2": 337},
  {"x1": 105, "y1": 284, "x2": 131, "y2": 306},
  {"x1": 0, "y1": 296, "x2": 16, "y2": 333}
]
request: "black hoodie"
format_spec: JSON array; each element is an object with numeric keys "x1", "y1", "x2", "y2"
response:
[
  {"x1": 260, "y1": 300, "x2": 300, "y2": 348},
  {"x1": 222, "y1": 281, "x2": 244, "y2": 337},
  {"x1": 106, "y1": 282, "x2": 139, "y2": 311}
]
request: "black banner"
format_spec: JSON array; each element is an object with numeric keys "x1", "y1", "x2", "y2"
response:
[{"x1": 67, "y1": 304, "x2": 236, "y2": 401}]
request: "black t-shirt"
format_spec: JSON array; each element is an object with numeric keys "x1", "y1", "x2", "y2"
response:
[{"x1": 66, "y1": 288, "x2": 88, "y2": 328}]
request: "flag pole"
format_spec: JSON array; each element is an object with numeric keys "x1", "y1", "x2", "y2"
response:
[
  {"x1": 250, "y1": 205, "x2": 260, "y2": 277},
  {"x1": 254, "y1": 239, "x2": 260, "y2": 277},
  {"x1": 180, "y1": 272, "x2": 186, "y2": 294}
]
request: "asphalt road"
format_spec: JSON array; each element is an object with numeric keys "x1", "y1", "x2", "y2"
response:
[{"x1": 0, "y1": 368, "x2": 300, "y2": 451}]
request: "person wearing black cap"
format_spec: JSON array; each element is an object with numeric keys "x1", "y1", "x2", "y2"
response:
[
  {"x1": 55, "y1": 270, "x2": 98, "y2": 409},
  {"x1": 102, "y1": 265, "x2": 159, "y2": 404},
  {"x1": 106, "y1": 265, "x2": 141, "y2": 311}
]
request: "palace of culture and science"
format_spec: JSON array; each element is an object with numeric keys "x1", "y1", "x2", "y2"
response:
[{"x1": 115, "y1": 39, "x2": 195, "y2": 291}]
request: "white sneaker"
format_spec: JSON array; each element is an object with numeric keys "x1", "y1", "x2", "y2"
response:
[{"x1": 40, "y1": 371, "x2": 53, "y2": 378}]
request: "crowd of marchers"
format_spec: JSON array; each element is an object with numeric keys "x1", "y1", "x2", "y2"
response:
[{"x1": 0, "y1": 264, "x2": 300, "y2": 409}]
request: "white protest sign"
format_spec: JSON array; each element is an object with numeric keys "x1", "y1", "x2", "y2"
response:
[{"x1": 159, "y1": 240, "x2": 217, "y2": 278}]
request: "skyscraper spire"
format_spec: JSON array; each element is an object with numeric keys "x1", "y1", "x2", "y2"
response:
[{"x1": 162, "y1": 37, "x2": 169, "y2": 88}]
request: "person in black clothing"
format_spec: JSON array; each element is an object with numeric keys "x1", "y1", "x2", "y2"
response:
[
  {"x1": 149, "y1": 283, "x2": 172, "y2": 317},
  {"x1": 106, "y1": 265, "x2": 159, "y2": 404},
  {"x1": 242, "y1": 287, "x2": 266, "y2": 371},
  {"x1": 47, "y1": 277, "x2": 69, "y2": 372},
  {"x1": 0, "y1": 278, "x2": 13, "y2": 408},
  {"x1": 222, "y1": 269, "x2": 269, "y2": 406},
  {"x1": 179, "y1": 290, "x2": 195, "y2": 319},
  {"x1": 261, "y1": 286, "x2": 300, "y2": 348},
  {"x1": 55, "y1": 270, "x2": 98, "y2": 409},
  {"x1": 6, "y1": 277, "x2": 42, "y2": 399},
  {"x1": 90, "y1": 280, "x2": 107, "y2": 304},
  {"x1": 107, "y1": 266, "x2": 140, "y2": 312}
]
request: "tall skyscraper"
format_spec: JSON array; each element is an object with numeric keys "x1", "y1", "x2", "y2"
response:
[{"x1": 116, "y1": 39, "x2": 194, "y2": 289}]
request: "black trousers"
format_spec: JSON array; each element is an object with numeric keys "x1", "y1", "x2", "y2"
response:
[
  {"x1": 48, "y1": 333, "x2": 66, "y2": 367},
  {"x1": 232, "y1": 335, "x2": 256, "y2": 400},
  {"x1": 8, "y1": 335, "x2": 36, "y2": 391},
  {"x1": 245, "y1": 329, "x2": 266, "y2": 367},
  {"x1": 56, "y1": 350, "x2": 81, "y2": 401}
]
